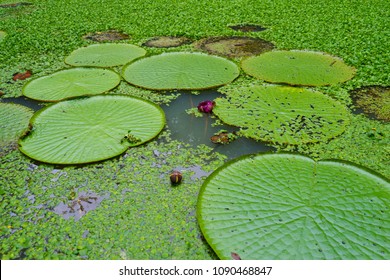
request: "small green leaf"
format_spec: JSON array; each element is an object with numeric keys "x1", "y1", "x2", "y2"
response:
[{"x1": 0, "y1": 103, "x2": 33, "y2": 145}]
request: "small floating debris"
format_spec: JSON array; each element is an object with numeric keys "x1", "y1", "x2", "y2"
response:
[
  {"x1": 195, "y1": 36, "x2": 275, "y2": 58},
  {"x1": 143, "y1": 36, "x2": 192, "y2": 48},
  {"x1": 210, "y1": 130, "x2": 238, "y2": 145},
  {"x1": 82, "y1": 30, "x2": 130, "y2": 42},
  {"x1": 229, "y1": 24, "x2": 267, "y2": 32},
  {"x1": 12, "y1": 70, "x2": 32, "y2": 81},
  {"x1": 351, "y1": 86, "x2": 389, "y2": 122},
  {"x1": 53, "y1": 191, "x2": 109, "y2": 221}
]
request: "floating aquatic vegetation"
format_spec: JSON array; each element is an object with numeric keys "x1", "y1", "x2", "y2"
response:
[
  {"x1": 0, "y1": 31, "x2": 6, "y2": 41},
  {"x1": 82, "y1": 30, "x2": 130, "y2": 42},
  {"x1": 195, "y1": 36, "x2": 274, "y2": 58},
  {"x1": 65, "y1": 43, "x2": 146, "y2": 68},
  {"x1": 213, "y1": 85, "x2": 350, "y2": 145},
  {"x1": 0, "y1": 2, "x2": 32, "y2": 8},
  {"x1": 228, "y1": 24, "x2": 267, "y2": 32},
  {"x1": 143, "y1": 36, "x2": 192, "y2": 48},
  {"x1": 19, "y1": 95, "x2": 165, "y2": 164},
  {"x1": 351, "y1": 86, "x2": 389, "y2": 122},
  {"x1": 197, "y1": 153, "x2": 390, "y2": 260},
  {"x1": 241, "y1": 50, "x2": 356, "y2": 86},
  {"x1": 122, "y1": 52, "x2": 239, "y2": 90},
  {"x1": 0, "y1": 103, "x2": 33, "y2": 153},
  {"x1": 22, "y1": 68, "x2": 121, "y2": 102},
  {"x1": 210, "y1": 130, "x2": 237, "y2": 145}
]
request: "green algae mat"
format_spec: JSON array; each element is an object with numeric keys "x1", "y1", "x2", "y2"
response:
[
  {"x1": 19, "y1": 95, "x2": 165, "y2": 164},
  {"x1": 198, "y1": 153, "x2": 390, "y2": 260}
]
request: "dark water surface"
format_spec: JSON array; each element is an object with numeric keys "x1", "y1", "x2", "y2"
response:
[{"x1": 1, "y1": 91, "x2": 274, "y2": 160}]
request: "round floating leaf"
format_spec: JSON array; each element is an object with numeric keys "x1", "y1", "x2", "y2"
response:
[
  {"x1": 122, "y1": 52, "x2": 239, "y2": 90},
  {"x1": 22, "y1": 68, "x2": 121, "y2": 102},
  {"x1": 0, "y1": 103, "x2": 33, "y2": 145},
  {"x1": 213, "y1": 85, "x2": 350, "y2": 144},
  {"x1": 19, "y1": 95, "x2": 165, "y2": 164},
  {"x1": 241, "y1": 50, "x2": 356, "y2": 86},
  {"x1": 198, "y1": 153, "x2": 390, "y2": 260},
  {"x1": 65, "y1": 43, "x2": 146, "y2": 67}
]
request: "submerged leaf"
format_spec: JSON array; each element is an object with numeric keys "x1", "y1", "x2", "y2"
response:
[
  {"x1": 213, "y1": 85, "x2": 350, "y2": 144},
  {"x1": 19, "y1": 95, "x2": 165, "y2": 164},
  {"x1": 198, "y1": 153, "x2": 390, "y2": 260}
]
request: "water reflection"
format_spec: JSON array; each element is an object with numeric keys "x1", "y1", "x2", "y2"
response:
[{"x1": 161, "y1": 90, "x2": 274, "y2": 159}]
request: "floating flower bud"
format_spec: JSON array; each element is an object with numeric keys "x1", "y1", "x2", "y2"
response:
[
  {"x1": 170, "y1": 170, "x2": 183, "y2": 185},
  {"x1": 197, "y1": 100, "x2": 215, "y2": 113}
]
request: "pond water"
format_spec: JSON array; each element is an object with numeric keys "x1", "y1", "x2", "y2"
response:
[{"x1": 1, "y1": 90, "x2": 274, "y2": 160}]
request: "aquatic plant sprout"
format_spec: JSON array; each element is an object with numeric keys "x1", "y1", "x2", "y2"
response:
[{"x1": 197, "y1": 153, "x2": 390, "y2": 260}]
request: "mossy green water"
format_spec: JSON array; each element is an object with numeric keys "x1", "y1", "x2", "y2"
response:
[{"x1": 0, "y1": 0, "x2": 389, "y2": 259}]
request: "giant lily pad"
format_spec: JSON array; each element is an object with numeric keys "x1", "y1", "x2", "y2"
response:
[
  {"x1": 241, "y1": 50, "x2": 356, "y2": 86},
  {"x1": 122, "y1": 52, "x2": 239, "y2": 90},
  {"x1": 213, "y1": 85, "x2": 350, "y2": 145},
  {"x1": 22, "y1": 68, "x2": 121, "y2": 102},
  {"x1": 0, "y1": 103, "x2": 33, "y2": 147},
  {"x1": 19, "y1": 95, "x2": 165, "y2": 164},
  {"x1": 197, "y1": 153, "x2": 390, "y2": 260},
  {"x1": 65, "y1": 43, "x2": 146, "y2": 67}
]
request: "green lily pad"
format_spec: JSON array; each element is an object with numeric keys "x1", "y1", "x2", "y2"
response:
[
  {"x1": 197, "y1": 153, "x2": 390, "y2": 260},
  {"x1": 213, "y1": 85, "x2": 350, "y2": 144},
  {"x1": 19, "y1": 95, "x2": 165, "y2": 164},
  {"x1": 241, "y1": 50, "x2": 356, "y2": 86},
  {"x1": 0, "y1": 103, "x2": 33, "y2": 146},
  {"x1": 65, "y1": 43, "x2": 146, "y2": 67},
  {"x1": 22, "y1": 68, "x2": 121, "y2": 102},
  {"x1": 122, "y1": 52, "x2": 239, "y2": 90}
]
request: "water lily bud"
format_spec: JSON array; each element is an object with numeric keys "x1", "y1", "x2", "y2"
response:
[
  {"x1": 197, "y1": 100, "x2": 215, "y2": 113},
  {"x1": 170, "y1": 170, "x2": 182, "y2": 185}
]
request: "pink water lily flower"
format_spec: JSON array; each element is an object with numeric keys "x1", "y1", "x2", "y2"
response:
[{"x1": 197, "y1": 100, "x2": 215, "y2": 113}]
